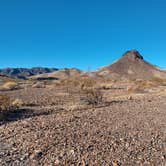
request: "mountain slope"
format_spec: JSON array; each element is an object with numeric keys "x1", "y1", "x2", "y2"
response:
[{"x1": 95, "y1": 50, "x2": 166, "y2": 80}]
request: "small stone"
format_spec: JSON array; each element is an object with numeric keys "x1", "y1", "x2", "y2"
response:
[
  {"x1": 54, "y1": 159, "x2": 60, "y2": 165},
  {"x1": 128, "y1": 96, "x2": 133, "y2": 100}
]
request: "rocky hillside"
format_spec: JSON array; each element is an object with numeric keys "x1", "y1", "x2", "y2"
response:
[{"x1": 95, "y1": 50, "x2": 166, "y2": 80}]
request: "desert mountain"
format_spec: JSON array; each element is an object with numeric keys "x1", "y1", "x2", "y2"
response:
[
  {"x1": 0, "y1": 67, "x2": 58, "y2": 79},
  {"x1": 95, "y1": 50, "x2": 166, "y2": 80},
  {"x1": 1, "y1": 50, "x2": 166, "y2": 81}
]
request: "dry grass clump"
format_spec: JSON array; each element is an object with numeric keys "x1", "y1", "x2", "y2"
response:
[
  {"x1": 127, "y1": 80, "x2": 158, "y2": 93},
  {"x1": 0, "y1": 94, "x2": 11, "y2": 120},
  {"x1": 79, "y1": 78, "x2": 96, "y2": 89},
  {"x1": 12, "y1": 99, "x2": 24, "y2": 108},
  {"x1": 0, "y1": 94, "x2": 23, "y2": 120},
  {"x1": 55, "y1": 78, "x2": 103, "y2": 106},
  {"x1": 55, "y1": 77, "x2": 96, "y2": 89},
  {"x1": 79, "y1": 78, "x2": 103, "y2": 105},
  {"x1": 80, "y1": 88, "x2": 103, "y2": 105},
  {"x1": 0, "y1": 81, "x2": 19, "y2": 91},
  {"x1": 0, "y1": 94, "x2": 11, "y2": 112},
  {"x1": 96, "y1": 81, "x2": 113, "y2": 90}
]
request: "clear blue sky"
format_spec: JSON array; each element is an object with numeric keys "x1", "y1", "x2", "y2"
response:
[{"x1": 0, "y1": 0, "x2": 166, "y2": 70}]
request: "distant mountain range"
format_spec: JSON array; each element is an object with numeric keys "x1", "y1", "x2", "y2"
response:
[
  {"x1": 1, "y1": 50, "x2": 166, "y2": 80},
  {"x1": 0, "y1": 67, "x2": 58, "y2": 79}
]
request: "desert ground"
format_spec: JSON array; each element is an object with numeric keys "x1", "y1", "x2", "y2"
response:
[{"x1": 0, "y1": 78, "x2": 166, "y2": 166}]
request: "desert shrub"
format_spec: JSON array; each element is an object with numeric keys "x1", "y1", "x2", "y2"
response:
[
  {"x1": 12, "y1": 99, "x2": 24, "y2": 108},
  {"x1": 0, "y1": 94, "x2": 11, "y2": 120},
  {"x1": 0, "y1": 94, "x2": 11, "y2": 111},
  {"x1": 55, "y1": 78, "x2": 96, "y2": 88},
  {"x1": 127, "y1": 79, "x2": 157, "y2": 93},
  {"x1": 79, "y1": 78, "x2": 96, "y2": 90},
  {"x1": 80, "y1": 88, "x2": 103, "y2": 105},
  {"x1": 0, "y1": 81, "x2": 19, "y2": 91},
  {"x1": 75, "y1": 78, "x2": 103, "y2": 105},
  {"x1": 96, "y1": 81, "x2": 113, "y2": 90},
  {"x1": 54, "y1": 78, "x2": 103, "y2": 106},
  {"x1": 0, "y1": 94, "x2": 23, "y2": 120}
]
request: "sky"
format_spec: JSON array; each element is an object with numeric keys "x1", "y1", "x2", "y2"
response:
[{"x1": 0, "y1": 0, "x2": 166, "y2": 70}]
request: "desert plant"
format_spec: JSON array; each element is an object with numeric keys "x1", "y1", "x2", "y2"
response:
[
  {"x1": 127, "y1": 79, "x2": 156, "y2": 93},
  {"x1": 0, "y1": 94, "x2": 11, "y2": 111},
  {"x1": 0, "y1": 94, "x2": 11, "y2": 120},
  {"x1": 80, "y1": 87, "x2": 103, "y2": 105},
  {"x1": 76, "y1": 78, "x2": 103, "y2": 105},
  {"x1": 79, "y1": 78, "x2": 96, "y2": 90},
  {"x1": 12, "y1": 99, "x2": 24, "y2": 108},
  {"x1": 0, "y1": 95, "x2": 23, "y2": 120}
]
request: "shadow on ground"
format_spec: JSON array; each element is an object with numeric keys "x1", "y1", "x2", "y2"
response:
[
  {"x1": 0, "y1": 100, "x2": 129, "y2": 126},
  {"x1": 0, "y1": 108, "x2": 52, "y2": 125}
]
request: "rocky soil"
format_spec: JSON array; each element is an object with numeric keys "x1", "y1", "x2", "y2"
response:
[{"x1": 0, "y1": 86, "x2": 166, "y2": 165}]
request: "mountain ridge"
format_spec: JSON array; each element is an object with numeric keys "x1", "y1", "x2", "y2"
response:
[
  {"x1": 1, "y1": 50, "x2": 166, "y2": 80},
  {"x1": 0, "y1": 67, "x2": 59, "y2": 79},
  {"x1": 94, "y1": 50, "x2": 166, "y2": 80}
]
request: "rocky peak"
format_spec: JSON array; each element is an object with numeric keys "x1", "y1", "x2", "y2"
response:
[{"x1": 122, "y1": 50, "x2": 144, "y2": 60}]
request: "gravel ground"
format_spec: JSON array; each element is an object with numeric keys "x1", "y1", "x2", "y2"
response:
[{"x1": 0, "y1": 87, "x2": 166, "y2": 165}]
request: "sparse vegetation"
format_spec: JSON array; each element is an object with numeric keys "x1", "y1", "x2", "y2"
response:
[
  {"x1": 12, "y1": 99, "x2": 24, "y2": 108},
  {"x1": 0, "y1": 94, "x2": 11, "y2": 120},
  {"x1": 0, "y1": 94, "x2": 23, "y2": 120},
  {"x1": 80, "y1": 88, "x2": 103, "y2": 105},
  {"x1": 54, "y1": 78, "x2": 103, "y2": 106},
  {"x1": 79, "y1": 78, "x2": 96, "y2": 90},
  {"x1": 1, "y1": 51, "x2": 166, "y2": 165},
  {"x1": 78, "y1": 78, "x2": 103, "y2": 105},
  {"x1": 0, "y1": 94, "x2": 11, "y2": 111},
  {"x1": 127, "y1": 78, "x2": 165, "y2": 93}
]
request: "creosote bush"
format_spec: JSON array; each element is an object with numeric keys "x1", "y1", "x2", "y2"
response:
[
  {"x1": 81, "y1": 88, "x2": 103, "y2": 105},
  {"x1": 79, "y1": 78, "x2": 103, "y2": 105},
  {"x1": 0, "y1": 94, "x2": 23, "y2": 120},
  {"x1": 0, "y1": 94, "x2": 11, "y2": 112},
  {"x1": 0, "y1": 94, "x2": 11, "y2": 120}
]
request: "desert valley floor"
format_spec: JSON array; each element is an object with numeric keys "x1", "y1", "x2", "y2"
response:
[{"x1": 0, "y1": 80, "x2": 166, "y2": 166}]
